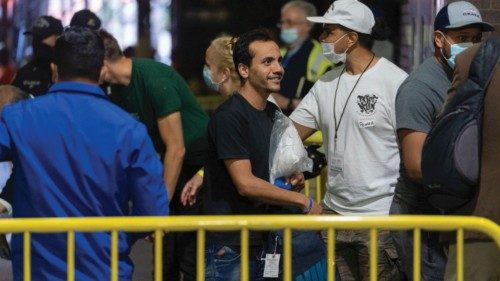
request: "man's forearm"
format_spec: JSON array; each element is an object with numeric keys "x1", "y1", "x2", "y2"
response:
[
  {"x1": 163, "y1": 148, "x2": 185, "y2": 200},
  {"x1": 238, "y1": 176, "x2": 309, "y2": 210}
]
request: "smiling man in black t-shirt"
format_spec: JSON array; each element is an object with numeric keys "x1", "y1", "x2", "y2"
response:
[{"x1": 202, "y1": 28, "x2": 322, "y2": 280}]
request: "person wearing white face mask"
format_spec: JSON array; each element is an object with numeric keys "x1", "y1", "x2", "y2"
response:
[
  {"x1": 273, "y1": 0, "x2": 332, "y2": 115},
  {"x1": 290, "y1": 0, "x2": 408, "y2": 279},
  {"x1": 388, "y1": 1, "x2": 494, "y2": 281}
]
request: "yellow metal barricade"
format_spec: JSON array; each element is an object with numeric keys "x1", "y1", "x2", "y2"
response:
[{"x1": 1, "y1": 215, "x2": 499, "y2": 281}]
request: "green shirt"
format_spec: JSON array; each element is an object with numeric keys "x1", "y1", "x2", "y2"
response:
[{"x1": 110, "y1": 58, "x2": 208, "y2": 156}]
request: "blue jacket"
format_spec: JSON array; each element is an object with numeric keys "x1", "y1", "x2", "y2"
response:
[{"x1": 0, "y1": 82, "x2": 169, "y2": 281}]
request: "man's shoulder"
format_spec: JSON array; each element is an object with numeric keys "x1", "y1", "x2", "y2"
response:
[
  {"x1": 398, "y1": 68, "x2": 447, "y2": 103},
  {"x1": 213, "y1": 95, "x2": 244, "y2": 117},
  {"x1": 377, "y1": 58, "x2": 408, "y2": 78},
  {"x1": 406, "y1": 57, "x2": 448, "y2": 88}
]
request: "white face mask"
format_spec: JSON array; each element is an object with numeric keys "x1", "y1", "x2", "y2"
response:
[{"x1": 321, "y1": 33, "x2": 349, "y2": 64}]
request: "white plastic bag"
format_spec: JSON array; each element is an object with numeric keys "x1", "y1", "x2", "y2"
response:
[{"x1": 269, "y1": 111, "x2": 312, "y2": 184}]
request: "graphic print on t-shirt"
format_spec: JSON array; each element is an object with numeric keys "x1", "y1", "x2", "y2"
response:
[
  {"x1": 357, "y1": 94, "x2": 379, "y2": 128},
  {"x1": 356, "y1": 94, "x2": 379, "y2": 115}
]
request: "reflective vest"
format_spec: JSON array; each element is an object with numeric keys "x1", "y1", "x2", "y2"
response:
[{"x1": 280, "y1": 39, "x2": 332, "y2": 83}]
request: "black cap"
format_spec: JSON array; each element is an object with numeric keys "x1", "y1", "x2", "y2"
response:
[
  {"x1": 70, "y1": 9, "x2": 102, "y2": 30},
  {"x1": 23, "y1": 16, "x2": 63, "y2": 40}
]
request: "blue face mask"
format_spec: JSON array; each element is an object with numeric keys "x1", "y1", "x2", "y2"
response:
[
  {"x1": 280, "y1": 28, "x2": 299, "y2": 45},
  {"x1": 440, "y1": 33, "x2": 473, "y2": 68},
  {"x1": 203, "y1": 65, "x2": 223, "y2": 92}
]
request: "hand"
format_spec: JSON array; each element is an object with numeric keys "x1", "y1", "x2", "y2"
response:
[
  {"x1": 180, "y1": 174, "x2": 203, "y2": 206},
  {"x1": 287, "y1": 171, "x2": 305, "y2": 192},
  {"x1": 307, "y1": 201, "x2": 323, "y2": 215}
]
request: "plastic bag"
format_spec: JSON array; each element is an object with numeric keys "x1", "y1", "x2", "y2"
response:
[{"x1": 269, "y1": 111, "x2": 312, "y2": 185}]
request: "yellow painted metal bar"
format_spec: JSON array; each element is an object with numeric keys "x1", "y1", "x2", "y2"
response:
[
  {"x1": 111, "y1": 230, "x2": 118, "y2": 281},
  {"x1": 304, "y1": 180, "x2": 310, "y2": 197},
  {"x1": 197, "y1": 229, "x2": 205, "y2": 281},
  {"x1": 23, "y1": 232, "x2": 30, "y2": 281},
  {"x1": 154, "y1": 230, "x2": 163, "y2": 281},
  {"x1": 283, "y1": 228, "x2": 292, "y2": 281},
  {"x1": 241, "y1": 228, "x2": 249, "y2": 281},
  {"x1": 315, "y1": 176, "x2": 321, "y2": 203},
  {"x1": 1, "y1": 216, "x2": 499, "y2": 242},
  {"x1": 369, "y1": 228, "x2": 377, "y2": 281},
  {"x1": 67, "y1": 231, "x2": 75, "y2": 281},
  {"x1": 327, "y1": 227, "x2": 335, "y2": 281},
  {"x1": 413, "y1": 228, "x2": 421, "y2": 281},
  {"x1": 0, "y1": 216, "x2": 498, "y2": 281},
  {"x1": 457, "y1": 229, "x2": 464, "y2": 281}
]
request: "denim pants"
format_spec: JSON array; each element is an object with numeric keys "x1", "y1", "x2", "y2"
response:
[
  {"x1": 389, "y1": 196, "x2": 446, "y2": 281},
  {"x1": 269, "y1": 230, "x2": 334, "y2": 280},
  {"x1": 205, "y1": 244, "x2": 264, "y2": 281}
]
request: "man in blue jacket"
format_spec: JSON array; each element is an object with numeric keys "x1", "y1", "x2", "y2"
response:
[{"x1": 0, "y1": 27, "x2": 169, "y2": 281}]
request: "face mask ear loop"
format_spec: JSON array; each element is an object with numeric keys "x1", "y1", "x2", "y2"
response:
[{"x1": 438, "y1": 32, "x2": 451, "y2": 58}]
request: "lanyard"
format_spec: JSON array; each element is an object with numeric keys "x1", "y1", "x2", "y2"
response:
[{"x1": 333, "y1": 54, "x2": 375, "y2": 148}]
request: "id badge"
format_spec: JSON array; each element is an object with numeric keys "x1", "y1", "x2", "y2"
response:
[
  {"x1": 330, "y1": 155, "x2": 344, "y2": 173},
  {"x1": 263, "y1": 254, "x2": 281, "y2": 278}
]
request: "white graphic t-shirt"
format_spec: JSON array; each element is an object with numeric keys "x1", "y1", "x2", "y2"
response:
[{"x1": 291, "y1": 58, "x2": 408, "y2": 215}]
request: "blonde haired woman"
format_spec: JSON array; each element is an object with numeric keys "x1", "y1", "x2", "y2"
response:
[
  {"x1": 181, "y1": 35, "x2": 239, "y2": 205},
  {"x1": 202, "y1": 35, "x2": 241, "y2": 96}
]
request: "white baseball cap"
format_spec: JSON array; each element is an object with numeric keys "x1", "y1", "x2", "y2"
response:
[{"x1": 307, "y1": 0, "x2": 375, "y2": 34}]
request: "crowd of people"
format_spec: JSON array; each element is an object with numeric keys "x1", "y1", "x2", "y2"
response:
[{"x1": 0, "y1": 0, "x2": 498, "y2": 281}]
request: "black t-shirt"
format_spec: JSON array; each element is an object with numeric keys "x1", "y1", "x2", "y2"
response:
[
  {"x1": 203, "y1": 93, "x2": 278, "y2": 246},
  {"x1": 11, "y1": 60, "x2": 53, "y2": 97}
]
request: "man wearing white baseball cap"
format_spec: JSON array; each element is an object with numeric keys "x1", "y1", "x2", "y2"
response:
[
  {"x1": 390, "y1": 1, "x2": 494, "y2": 280},
  {"x1": 290, "y1": 0, "x2": 408, "y2": 280}
]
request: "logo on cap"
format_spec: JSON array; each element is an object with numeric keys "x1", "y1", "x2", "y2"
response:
[{"x1": 463, "y1": 10, "x2": 480, "y2": 18}]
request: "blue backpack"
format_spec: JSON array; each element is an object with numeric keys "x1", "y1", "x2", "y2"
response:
[{"x1": 421, "y1": 38, "x2": 500, "y2": 212}]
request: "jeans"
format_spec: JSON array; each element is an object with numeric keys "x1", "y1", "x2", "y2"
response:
[
  {"x1": 205, "y1": 244, "x2": 264, "y2": 281},
  {"x1": 270, "y1": 230, "x2": 335, "y2": 280},
  {"x1": 390, "y1": 195, "x2": 446, "y2": 281}
]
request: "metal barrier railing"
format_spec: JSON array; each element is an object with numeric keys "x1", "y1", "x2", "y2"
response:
[{"x1": 1, "y1": 215, "x2": 499, "y2": 281}]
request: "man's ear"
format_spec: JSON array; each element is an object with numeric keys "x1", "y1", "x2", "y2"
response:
[
  {"x1": 347, "y1": 32, "x2": 358, "y2": 49},
  {"x1": 98, "y1": 64, "x2": 107, "y2": 85},
  {"x1": 237, "y1": 63, "x2": 249, "y2": 80},
  {"x1": 434, "y1": 31, "x2": 445, "y2": 49},
  {"x1": 50, "y1": 63, "x2": 58, "y2": 83}
]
